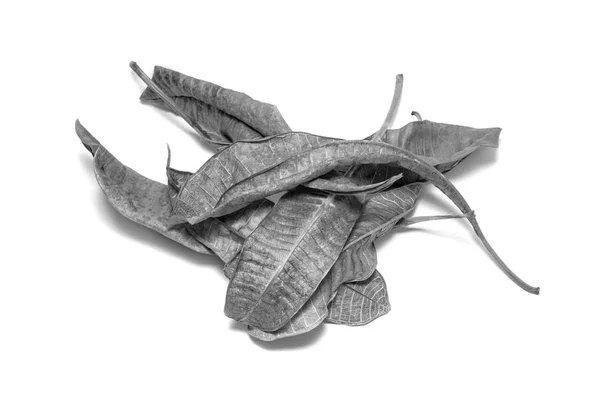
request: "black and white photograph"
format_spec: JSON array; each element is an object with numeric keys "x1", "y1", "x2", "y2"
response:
[{"x1": 1, "y1": 1, "x2": 598, "y2": 399}]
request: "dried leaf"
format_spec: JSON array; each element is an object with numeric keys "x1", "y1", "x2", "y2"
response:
[
  {"x1": 77, "y1": 121, "x2": 274, "y2": 266},
  {"x1": 76, "y1": 120, "x2": 212, "y2": 255},
  {"x1": 173, "y1": 133, "x2": 464, "y2": 225},
  {"x1": 139, "y1": 66, "x2": 291, "y2": 146},
  {"x1": 359, "y1": 120, "x2": 501, "y2": 185},
  {"x1": 174, "y1": 131, "x2": 537, "y2": 294},
  {"x1": 326, "y1": 270, "x2": 390, "y2": 326},
  {"x1": 382, "y1": 120, "x2": 500, "y2": 170},
  {"x1": 303, "y1": 171, "x2": 403, "y2": 194},
  {"x1": 225, "y1": 189, "x2": 362, "y2": 331},
  {"x1": 172, "y1": 132, "x2": 339, "y2": 222},
  {"x1": 246, "y1": 184, "x2": 420, "y2": 339}
]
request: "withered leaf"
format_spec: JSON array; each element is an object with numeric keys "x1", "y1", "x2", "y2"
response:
[
  {"x1": 76, "y1": 120, "x2": 211, "y2": 255},
  {"x1": 174, "y1": 131, "x2": 537, "y2": 294},
  {"x1": 139, "y1": 65, "x2": 291, "y2": 147},
  {"x1": 77, "y1": 120, "x2": 273, "y2": 266},
  {"x1": 225, "y1": 189, "x2": 362, "y2": 332},
  {"x1": 326, "y1": 270, "x2": 390, "y2": 326},
  {"x1": 247, "y1": 184, "x2": 420, "y2": 339},
  {"x1": 358, "y1": 120, "x2": 501, "y2": 185},
  {"x1": 381, "y1": 120, "x2": 500, "y2": 170}
]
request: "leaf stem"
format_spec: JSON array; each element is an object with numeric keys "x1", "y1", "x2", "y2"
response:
[
  {"x1": 397, "y1": 212, "x2": 471, "y2": 227},
  {"x1": 129, "y1": 62, "x2": 228, "y2": 151},
  {"x1": 372, "y1": 74, "x2": 404, "y2": 142},
  {"x1": 411, "y1": 111, "x2": 423, "y2": 121}
]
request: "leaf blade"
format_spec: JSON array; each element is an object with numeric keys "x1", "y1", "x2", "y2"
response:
[
  {"x1": 139, "y1": 66, "x2": 291, "y2": 142},
  {"x1": 76, "y1": 120, "x2": 212, "y2": 255},
  {"x1": 225, "y1": 190, "x2": 362, "y2": 331}
]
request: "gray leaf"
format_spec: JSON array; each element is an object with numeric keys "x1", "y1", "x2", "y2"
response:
[
  {"x1": 303, "y1": 171, "x2": 404, "y2": 194},
  {"x1": 76, "y1": 120, "x2": 212, "y2": 255},
  {"x1": 326, "y1": 270, "x2": 390, "y2": 326},
  {"x1": 174, "y1": 133, "x2": 465, "y2": 226},
  {"x1": 77, "y1": 121, "x2": 267, "y2": 266},
  {"x1": 245, "y1": 184, "x2": 419, "y2": 340},
  {"x1": 139, "y1": 66, "x2": 291, "y2": 145},
  {"x1": 175, "y1": 132, "x2": 537, "y2": 294},
  {"x1": 358, "y1": 120, "x2": 501, "y2": 185},
  {"x1": 382, "y1": 120, "x2": 500, "y2": 170},
  {"x1": 225, "y1": 189, "x2": 362, "y2": 332}
]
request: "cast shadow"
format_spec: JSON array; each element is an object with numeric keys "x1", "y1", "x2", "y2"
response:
[{"x1": 443, "y1": 147, "x2": 499, "y2": 181}]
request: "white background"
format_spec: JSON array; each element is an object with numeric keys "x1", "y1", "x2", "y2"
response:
[{"x1": 1, "y1": 1, "x2": 598, "y2": 399}]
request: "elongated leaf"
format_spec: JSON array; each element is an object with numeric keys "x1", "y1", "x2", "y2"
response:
[
  {"x1": 326, "y1": 270, "x2": 390, "y2": 326},
  {"x1": 139, "y1": 66, "x2": 291, "y2": 146},
  {"x1": 225, "y1": 189, "x2": 362, "y2": 331},
  {"x1": 174, "y1": 133, "x2": 467, "y2": 225},
  {"x1": 246, "y1": 184, "x2": 420, "y2": 339},
  {"x1": 172, "y1": 132, "x2": 339, "y2": 222},
  {"x1": 77, "y1": 121, "x2": 272, "y2": 266},
  {"x1": 303, "y1": 171, "x2": 403, "y2": 194},
  {"x1": 175, "y1": 131, "x2": 538, "y2": 295},
  {"x1": 358, "y1": 120, "x2": 501, "y2": 185},
  {"x1": 382, "y1": 120, "x2": 500, "y2": 169},
  {"x1": 76, "y1": 120, "x2": 211, "y2": 254}
]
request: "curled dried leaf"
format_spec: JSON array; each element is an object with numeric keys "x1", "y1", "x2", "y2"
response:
[
  {"x1": 138, "y1": 65, "x2": 291, "y2": 145},
  {"x1": 76, "y1": 120, "x2": 212, "y2": 255}
]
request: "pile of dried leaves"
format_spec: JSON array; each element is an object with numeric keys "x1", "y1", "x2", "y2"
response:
[{"x1": 76, "y1": 62, "x2": 538, "y2": 341}]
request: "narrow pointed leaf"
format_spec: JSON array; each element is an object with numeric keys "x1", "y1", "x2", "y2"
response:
[
  {"x1": 76, "y1": 120, "x2": 212, "y2": 255},
  {"x1": 382, "y1": 120, "x2": 500, "y2": 170},
  {"x1": 139, "y1": 66, "x2": 291, "y2": 145},
  {"x1": 358, "y1": 120, "x2": 501, "y2": 185},
  {"x1": 303, "y1": 171, "x2": 403, "y2": 194},
  {"x1": 225, "y1": 189, "x2": 362, "y2": 331},
  {"x1": 326, "y1": 270, "x2": 391, "y2": 326},
  {"x1": 174, "y1": 133, "x2": 467, "y2": 226},
  {"x1": 77, "y1": 121, "x2": 271, "y2": 266},
  {"x1": 175, "y1": 131, "x2": 537, "y2": 294}
]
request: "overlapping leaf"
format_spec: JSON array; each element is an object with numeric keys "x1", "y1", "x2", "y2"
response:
[
  {"x1": 225, "y1": 189, "x2": 362, "y2": 332},
  {"x1": 173, "y1": 133, "x2": 475, "y2": 225},
  {"x1": 247, "y1": 184, "x2": 420, "y2": 339},
  {"x1": 358, "y1": 120, "x2": 501, "y2": 185},
  {"x1": 139, "y1": 66, "x2": 291, "y2": 148},
  {"x1": 326, "y1": 270, "x2": 390, "y2": 326}
]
